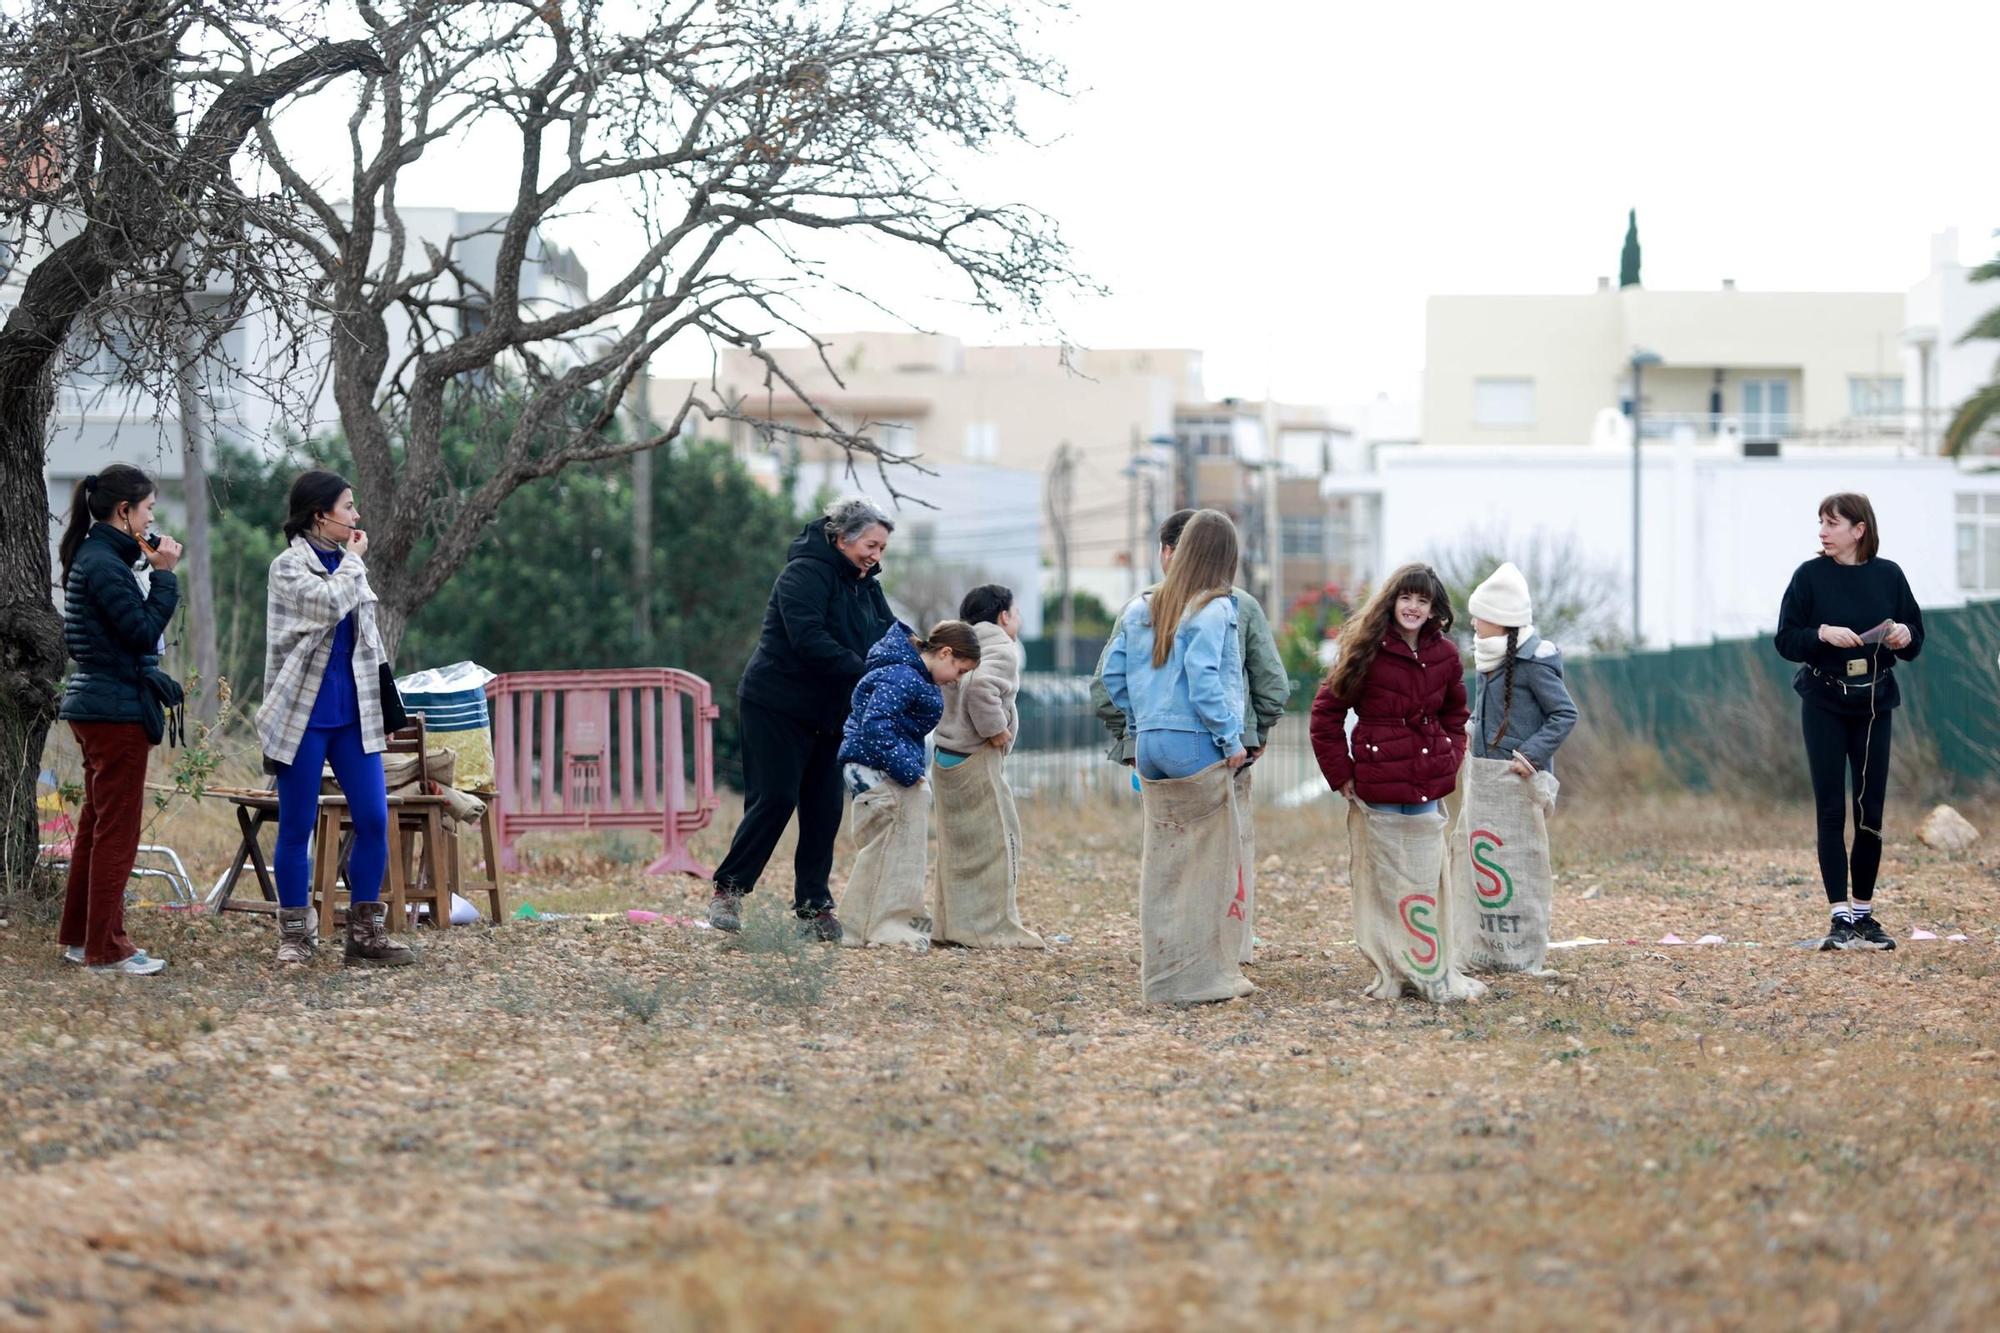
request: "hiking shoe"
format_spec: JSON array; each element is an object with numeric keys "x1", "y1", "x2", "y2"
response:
[
  {"x1": 797, "y1": 906, "x2": 843, "y2": 943},
  {"x1": 1850, "y1": 915, "x2": 1896, "y2": 951},
  {"x1": 275, "y1": 907, "x2": 316, "y2": 966},
  {"x1": 343, "y1": 901, "x2": 415, "y2": 968},
  {"x1": 89, "y1": 953, "x2": 166, "y2": 976},
  {"x1": 1819, "y1": 920, "x2": 1859, "y2": 951},
  {"x1": 708, "y1": 891, "x2": 743, "y2": 933}
]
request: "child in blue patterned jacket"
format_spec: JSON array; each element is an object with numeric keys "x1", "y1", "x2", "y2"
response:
[{"x1": 837, "y1": 620, "x2": 982, "y2": 946}]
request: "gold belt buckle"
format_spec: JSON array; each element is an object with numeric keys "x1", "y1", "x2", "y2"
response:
[{"x1": 1845, "y1": 659, "x2": 1868, "y2": 678}]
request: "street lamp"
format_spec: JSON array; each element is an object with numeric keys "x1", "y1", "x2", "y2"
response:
[{"x1": 1629, "y1": 348, "x2": 1662, "y2": 646}]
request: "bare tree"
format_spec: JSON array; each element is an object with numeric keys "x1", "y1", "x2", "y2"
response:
[
  {"x1": 256, "y1": 0, "x2": 1082, "y2": 649},
  {"x1": 1428, "y1": 526, "x2": 1632, "y2": 656},
  {"x1": 0, "y1": 0, "x2": 379, "y2": 895}
]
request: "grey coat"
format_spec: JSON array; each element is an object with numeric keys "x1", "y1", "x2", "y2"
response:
[{"x1": 1469, "y1": 633, "x2": 1578, "y2": 775}]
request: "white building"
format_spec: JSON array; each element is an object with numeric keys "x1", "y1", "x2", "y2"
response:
[
  {"x1": 1904, "y1": 228, "x2": 2000, "y2": 455},
  {"x1": 1329, "y1": 429, "x2": 2000, "y2": 650},
  {"x1": 1333, "y1": 239, "x2": 2000, "y2": 647},
  {"x1": 33, "y1": 206, "x2": 592, "y2": 556}
]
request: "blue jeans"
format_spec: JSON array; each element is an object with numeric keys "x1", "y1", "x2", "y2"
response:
[
  {"x1": 1136, "y1": 729, "x2": 1226, "y2": 780},
  {"x1": 274, "y1": 721, "x2": 389, "y2": 909},
  {"x1": 1364, "y1": 799, "x2": 1440, "y2": 816}
]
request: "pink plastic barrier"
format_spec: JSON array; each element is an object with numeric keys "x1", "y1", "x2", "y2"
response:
[{"x1": 486, "y1": 669, "x2": 720, "y2": 876}]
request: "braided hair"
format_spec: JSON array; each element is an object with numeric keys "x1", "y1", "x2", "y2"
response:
[{"x1": 1487, "y1": 626, "x2": 1519, "y2": 750}]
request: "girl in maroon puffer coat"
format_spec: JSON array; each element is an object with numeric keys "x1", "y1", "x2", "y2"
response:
[{"x1": 1310, "y1": 563, "x2": 1469, "y2": 812}]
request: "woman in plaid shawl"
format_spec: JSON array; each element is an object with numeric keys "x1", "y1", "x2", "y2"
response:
[{"x1": 254, "y1": 471, "x2": 413, "y2": 968}]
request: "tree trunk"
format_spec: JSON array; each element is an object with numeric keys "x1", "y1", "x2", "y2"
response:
[
  {"x1": 175, "y1": 345, "x2": 220, "y2": 723},
  {"x1": 0, "y1": 369, "x2": 67, "y2": 902}
]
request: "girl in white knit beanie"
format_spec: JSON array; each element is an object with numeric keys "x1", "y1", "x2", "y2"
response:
[{"x1": 1467, "y1": 563, "x2": 1579, "y2": 779}]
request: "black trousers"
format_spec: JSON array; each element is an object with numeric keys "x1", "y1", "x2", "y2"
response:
[
  {"x1": 1800, "y1": 702, "x2": 1892, "y2": 905},
  {"x1": 713, "y1": 698, "x2": 844, "y2": 912}
]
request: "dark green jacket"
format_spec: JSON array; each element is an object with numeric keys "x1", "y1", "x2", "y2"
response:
[
  {"x1": 1090, "y1": 585, "x2": 1291, "y2": 760},
  {"x1": 58, "y1": 524, "x2": 179, "y2": 726}
]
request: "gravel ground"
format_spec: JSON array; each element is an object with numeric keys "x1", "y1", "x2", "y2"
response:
[{"x1": 3, "y1": 793, "x2": 1998, "y2": 1330}]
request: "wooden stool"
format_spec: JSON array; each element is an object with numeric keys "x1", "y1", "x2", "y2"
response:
[
  {"x1": 386, "y1": 794, "x2": 451, "y2": 929},
  {"x1": 453, "y1": 790, "x2": 506, "y2": 924},
  {"x1": 311, "y1": 795, "x2": 417, "y2": 939}
]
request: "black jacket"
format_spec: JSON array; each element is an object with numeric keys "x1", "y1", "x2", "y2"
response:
[
  {"x1": 739, "y1": 522, "x2": 895, "y2": 730},
  {"x1": 58, "y1": 524, "x2": 179, "y2": 726}
]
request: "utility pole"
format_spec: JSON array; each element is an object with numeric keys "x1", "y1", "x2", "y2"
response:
[
  {"x1": 1047, "y1": 441, "x2": 1075, "y2": 671},
  {"x1": 1125, "y1": 425, "x2": 1140, "y2": 601},
  {"x1": 1261, "y1": 397, "x2": 1283, "y2": 609},
  {"x1": 1628, "y1": 349, "x2": 1661, "y2": 647}
]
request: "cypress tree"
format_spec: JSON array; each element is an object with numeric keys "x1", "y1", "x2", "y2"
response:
[{"x1": 1619, "y1": 209, "x2": 1642, "y2": 288}]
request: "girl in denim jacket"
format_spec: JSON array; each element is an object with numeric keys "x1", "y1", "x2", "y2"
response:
[{"x1": 1102, "y1": 510, "x2": 1249, "y2": 780}]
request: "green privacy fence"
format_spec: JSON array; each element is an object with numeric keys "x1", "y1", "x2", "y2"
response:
[{"x1": 1564, "y1": 601, "x2": 2000, "y2": 790}]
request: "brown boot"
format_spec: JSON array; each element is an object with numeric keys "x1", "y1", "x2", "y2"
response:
[
  {"x1": 275, "y1": 907, "x2": 316, "y2": 966},
  {"x1": 344, "y1": 901, "x2": 415, "y2": 968}
]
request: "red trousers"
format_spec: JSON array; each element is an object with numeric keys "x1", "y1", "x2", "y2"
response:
[{"x1": 58, "y1": 722, "x2": 152, "y2": 966}]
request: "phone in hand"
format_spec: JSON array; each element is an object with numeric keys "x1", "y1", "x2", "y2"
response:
[{"x1": 142, "y1": 531, "x2": 162, "y2": 550}]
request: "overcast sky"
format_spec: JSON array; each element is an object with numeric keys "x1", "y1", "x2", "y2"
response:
[{"x1": 296, "y1": 0, "x2": 2000, "y2": 412}]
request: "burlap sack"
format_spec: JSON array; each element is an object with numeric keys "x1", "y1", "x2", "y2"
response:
[
  {"x1": 1347, "y1": 802, "x2": 1486, "y2": 1003},
  {"x1": 839, "y1": 779, "x2": 933, "y2": 949},
  {"x1": 1447, "y1": 758, "x2": 1560, "y2": 974},
  {"x1": 1233, "y1": 766, "x2": 1258, "y2": 963},
  {"x1": 930, "y1": 748, "x2": 1043, "y2": 948},
  {"x1": 1139, "y1": 762, "x2": 1254, "y2": 1004}
]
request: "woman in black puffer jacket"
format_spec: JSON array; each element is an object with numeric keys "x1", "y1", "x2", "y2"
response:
[
  {"x1": 54, "y1": 464, "x2": 183, "y2": 976},
  {"x1": 708, "y1": 497, "x2": 896, "y2": 942}
]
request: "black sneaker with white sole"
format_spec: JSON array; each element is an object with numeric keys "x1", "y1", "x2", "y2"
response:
[
  {"x1": 1849, "y1": 915, "x2": 1896, "y2": 951},
  {"x1": 1819, "y1": 919, "x2": 1859, "y2": 951}
]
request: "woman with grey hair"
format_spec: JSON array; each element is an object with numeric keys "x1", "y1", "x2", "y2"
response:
[{"x1": 710, "y1": 497, "x2": 896, "y2": 940}]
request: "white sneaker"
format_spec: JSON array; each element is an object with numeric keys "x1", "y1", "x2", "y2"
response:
[
  {"x1": 65, "y1": 946, "x2": 149, "y2": 966},
  {"x1": 89, "y1": 953, "x2": 165, "y2": 976}
]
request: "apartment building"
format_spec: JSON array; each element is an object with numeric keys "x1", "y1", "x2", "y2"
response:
[
  {"x1": 1424, "y1": 283, "x2": 1908, "y2": 451},
  {"x1": 651, "y1": 334, "x2": 1203, "y2": 610}
]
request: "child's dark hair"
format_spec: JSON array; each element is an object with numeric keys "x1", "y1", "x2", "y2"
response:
[
  {"x1": 1158, "y1": 508, "x2": 1198, "y2": 549},
  {"x1": 283, "y1": 469, "x2": 353, "y2": 541},
  {"x1": 912, "y1": 619, "x2": 981, "y2": 665},
  {"x1": 1488, "y1": 627, "x2": 1519, "y2": 749},
  {"x1": 58, "y1": 463, "x2": 155, "y2": 583},
  {"x1": 958, "y1": 584, "x2": 1014, "y2": 625}
]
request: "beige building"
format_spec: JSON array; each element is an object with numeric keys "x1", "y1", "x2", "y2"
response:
[
  {"x1": 1424, "y1": 283, "x2": 1909, "y2": 449},
  {"x1": 650, "y1": 334, "x2": 1186, "y2": 608}
]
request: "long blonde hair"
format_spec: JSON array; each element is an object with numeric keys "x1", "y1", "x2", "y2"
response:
[
  {"x1": 1324, "y1": 562, "x2": 1452, "y2": 701},
  {"x1": 1149, "y1": 509, "x2": 1240, "y2": 666}
]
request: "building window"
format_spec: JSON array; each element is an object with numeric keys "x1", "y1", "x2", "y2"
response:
[
  {"x1": 1473, "y1": 378, "x2": 1535, "y2": 428},
  {"x1": 906, "y1": 520, "x2": 937, "y2": 559},
  {"x1": 1849, "y1": 376, "x2": 1904, "y2": 419},
  {"x1": 1281, "y1": 514, "x2": 1326, "y2": 558},
  {"x1": 874, "y1": 421, "x2": 915, "y2": 457},
  {"x1": 963, "y1": 421, "x2": 998, "y2": 461},
  {"x1": 1955, "y1": 494, "x2": 2000, "y2": 593},
  {"x1": 1741, "y1": 379, "x2": 1792, "y2": 438}
]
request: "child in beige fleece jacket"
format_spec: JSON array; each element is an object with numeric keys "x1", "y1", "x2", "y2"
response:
[{"x1": 929, "y1": 585, "x2": 1042, "y2": 947}]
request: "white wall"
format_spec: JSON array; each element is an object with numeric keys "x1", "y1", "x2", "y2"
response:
[{"x1": 1331, "y1": 442, "x2": 2000, "y2": 648}]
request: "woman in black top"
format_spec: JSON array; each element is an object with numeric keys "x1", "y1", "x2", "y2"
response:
[
  {"x1": 707, "y1": 498, "x2": 896, "y2": 942},
  {"x1": 1773, "y1": 492, "x2": 1923, "y2": 951}
]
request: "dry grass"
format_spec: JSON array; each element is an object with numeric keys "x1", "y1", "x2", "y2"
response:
[{"x1": 4, "y1": 787, "x2": 2000, "y2": 1331}]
